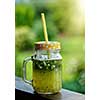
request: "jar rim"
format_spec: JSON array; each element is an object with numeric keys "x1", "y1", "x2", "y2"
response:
[{"x1": 34, "y1": 41, "x2": 61, "y2": 50}]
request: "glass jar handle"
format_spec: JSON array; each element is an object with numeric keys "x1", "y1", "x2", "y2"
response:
[{"x1": 23, "y1": 56, "x2": 33, "y2": 85}]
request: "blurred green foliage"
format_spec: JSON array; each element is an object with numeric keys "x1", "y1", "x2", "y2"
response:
[
  {"x1": 15, "y1": 26, "x2": 35, "y2": 51},
  {"x1": 31, "y1": 0, "x2": 84, "y2": 35},
  {"x1": 58, "y1": 36, "x2": 85, "y2": 93},
  {"x1": 32, "y1": 19, "x2": 58, "y2": 41},
  {"x1": 62, "y1": 61, "x2": 85, "y2": 93},
  {"x1": 15, "y1": 0, "x2": 85, "y2": 94},
  {"x1": 15, "y1": 4, "x2": 35, "y2": 27}
]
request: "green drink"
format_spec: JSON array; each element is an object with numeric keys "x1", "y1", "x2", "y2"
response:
[
  {"x1": 32, "y1": 59, "x2": 62, "y2": 94},
  {"x1": 23, "y1": 41, "x2": 62, "y2": 94}
]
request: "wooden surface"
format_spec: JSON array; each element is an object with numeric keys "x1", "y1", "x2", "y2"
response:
[{"x1": 15, "y1": 77, "x2": 85, "y2": 100}]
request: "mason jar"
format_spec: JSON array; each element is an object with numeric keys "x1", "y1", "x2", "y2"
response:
[{"x1": 23, "y1": 41, "x2": 62, "y2": 94}]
